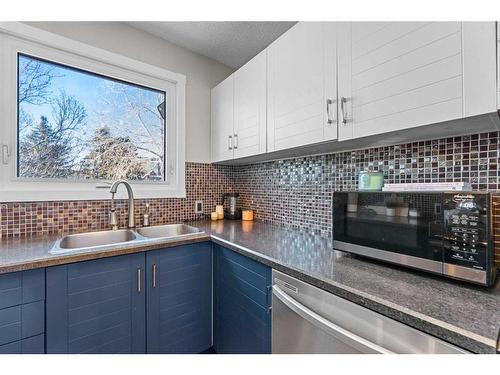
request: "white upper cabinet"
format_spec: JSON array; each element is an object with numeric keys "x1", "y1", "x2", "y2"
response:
[
  {"x1": 233, "y1": 50, "x2": 267, "y2": 159},
  {"x1": 337, "y1": 22, "x2": 498, "y2": 141},
  {"x1": 211, "y1": 74, "x2": 234, "y2": 162},
  {"x1": 462, "y1": 22, "x2": 497, "y2": 116},
  {"x1": 211, "y1": 22, "x2": 498, "y2": 162},
  {"x1": 267, "y1": 22, "x2": 338, "y2": 152}
]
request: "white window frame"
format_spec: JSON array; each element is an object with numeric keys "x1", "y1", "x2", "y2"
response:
[{"x1": 0, "y1": 22, "x2": 186, "y2": 201}]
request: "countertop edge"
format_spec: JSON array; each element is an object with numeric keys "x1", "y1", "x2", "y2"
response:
[{"x1": 0, "y1": 234, "x2": 211, "y2": 274}]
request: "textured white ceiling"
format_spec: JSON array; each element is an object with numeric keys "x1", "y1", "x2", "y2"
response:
[{"x1": 127, "y1": 22, "x2": 296, "y2": 69}]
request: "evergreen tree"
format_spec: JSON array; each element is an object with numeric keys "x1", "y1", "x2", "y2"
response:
[
  {"x1": 79, "y1": 126, "x2": 146, "y2": 180},
  {"x1": 18, "y1": 115, "x2": 76, "y2": 178}
]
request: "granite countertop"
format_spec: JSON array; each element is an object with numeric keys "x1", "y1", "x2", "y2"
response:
[
  {"x1": 0, "y1": 220, "x2": 499, "y2": 353},
  {"x1": 193, "y1": 220, "x2": 500, "y2": 354}
]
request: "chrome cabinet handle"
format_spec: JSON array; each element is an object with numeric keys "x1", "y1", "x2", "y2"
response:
[
  {"x1": 233, "y1": 134, "x2": 238, "y2": 149},
  {"x1": 326, "y1": 99, "x2": 335, "y2": 124},
  {"x1": 152, "y1": 264, "x2": 157, "y2": 288},
  {"x1": 228, "y1": 135, "x2": 233, "y2": 150},
  {"x1": 137, "y1": 268, "x2": 142, "y2": 293},
  {"x1": 340, "y1": 97, "x2": 348, "y2": 125},
  {"x1": 272, "y1": 285, "x2": 393, "y2": 354}
]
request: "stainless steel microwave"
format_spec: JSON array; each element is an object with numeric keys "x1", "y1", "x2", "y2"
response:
[{"x1": 332, "y1": 191, "x2": 498, "y2": 286}]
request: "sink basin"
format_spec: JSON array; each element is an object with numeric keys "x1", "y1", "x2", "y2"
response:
[
  {"x1": 50, "y1": 224, "x2": 204, "y2": 254},
  {"x1": 58, "y1": 229, "x2": 136, "y2": 250},
  {"x1": 136, "y1": 224, "x2": 202, "y2": 239}
]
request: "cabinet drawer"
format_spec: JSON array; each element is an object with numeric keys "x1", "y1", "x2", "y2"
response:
[
  {"x1": 0, "y1": 269, "x2": 45, "y2": 310},
  {"x1": 0, "y1": 334, "x2": 45, "y2": 354},
  {"x1": 0, "y1": 301, "x2": 45, "y2": 346}
]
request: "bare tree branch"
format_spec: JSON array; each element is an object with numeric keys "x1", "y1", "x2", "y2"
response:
[{"x1": 18, "y1": 58, "x2": 61, "y2": 105}]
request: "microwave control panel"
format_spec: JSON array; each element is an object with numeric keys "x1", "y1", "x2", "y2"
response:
[{"x1": 443, "y1": 193, "x2": 490, "y2": 271}]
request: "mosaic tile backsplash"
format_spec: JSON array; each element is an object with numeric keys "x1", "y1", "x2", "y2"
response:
[
  {"x1": 1, "y1": 131, "x2": 500, "y2": 238},
  {"x1": 232, "y1": 131, "x2": 500, "y2": 236},
  {"x1": 0, "y1": 163, "x2": 234, "y2": 238}
]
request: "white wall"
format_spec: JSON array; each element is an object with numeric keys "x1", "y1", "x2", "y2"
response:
[{"x1": 24, "y1": 22, "x2": 234, "y2": 163}]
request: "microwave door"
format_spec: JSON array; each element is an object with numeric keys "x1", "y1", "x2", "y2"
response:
[{"x1": 333, "y1": 192, "x2": 444, "y2": 268}]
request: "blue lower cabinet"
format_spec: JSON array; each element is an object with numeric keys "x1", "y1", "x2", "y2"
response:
[
  {"x1": 0, "y1": 269, "x2": 45, "y2": 354},
  {"x1": 0, "y1": 268, "x2": 45, "y2": 310},
  {"x1": 46, "y1": 253, "x2": 146, "y2": 354},
  {"x1": 0, "y1": 334, "x2": 45, "y2": 354},
  {"x1": 213, "y1": 244, "x2": 272, "y2": 354},
  {"x1": 9, "y1": 241, "x2": 272, "y2": 354},
  {"x1": 146, "y1": 242, "x2": 212, "y2": 353},
  {"x1": 0, "y1": 301, "x2": 45, "y2": 346}
]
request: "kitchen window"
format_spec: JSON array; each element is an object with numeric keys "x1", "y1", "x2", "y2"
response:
[
  {"x1": 0, "y1": 23, "x2": 186, "y2": 201},
  {"x1": 18, "y1": 54, "x2": 168, "y2": 182}
]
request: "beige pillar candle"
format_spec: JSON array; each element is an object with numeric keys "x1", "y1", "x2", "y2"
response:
[
  {"x1": 211, "y1": 212, "x2": 219, "y2": 221},
  {"x1": 242, "y1": 210, "x2": 254, "y2": 221},
  {"x1": 215, "y1": 205, "x2": 224, "y2": 219}
]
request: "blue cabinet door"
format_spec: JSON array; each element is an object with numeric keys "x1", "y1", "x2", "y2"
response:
[
  {"x1": 0, "y1": 268, "x2": 45, "y2": 310},
  {"x1": 46, "y1": 253, "x2": 146, "y2": 353},
  {"x1": 213, "y1": 244, "x2": 272, "y2": 354},
  {"x1": 146, "y1": 242, "x2": 212, "y2": 353},
  {"x1": 0, "y1": 269, "x2": 45, "y2": 354}
]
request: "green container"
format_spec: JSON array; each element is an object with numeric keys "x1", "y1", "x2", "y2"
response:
[{"x1": 358, "y1": 171, "x2": 384, "y2": 191}]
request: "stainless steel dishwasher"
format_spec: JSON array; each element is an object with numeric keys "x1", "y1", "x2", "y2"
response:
[{"x1": 272, "y1": 270, "x2": 468, "y2": 354}]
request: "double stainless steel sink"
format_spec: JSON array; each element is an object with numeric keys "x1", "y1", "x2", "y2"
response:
[{"x1": 51, "y1": 224, "x2": 204, "y2": 254}]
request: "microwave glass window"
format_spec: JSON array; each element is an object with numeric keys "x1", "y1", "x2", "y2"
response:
[{"x1": 333, "y1": 193, "x2": 444, "y2": 262}]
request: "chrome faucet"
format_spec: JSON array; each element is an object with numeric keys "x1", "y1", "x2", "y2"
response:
[{"x1": 109, "y1": 180, "x2": 135, "y2": 230}]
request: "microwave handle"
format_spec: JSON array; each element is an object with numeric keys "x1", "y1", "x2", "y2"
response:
[{"x1": 272, "y1": 285, "x2": 394, "y2": 354}]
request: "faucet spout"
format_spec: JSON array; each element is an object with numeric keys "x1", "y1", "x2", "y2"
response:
[{"x1": 109, "y1": 180, "x2": 135, "y2": 229}]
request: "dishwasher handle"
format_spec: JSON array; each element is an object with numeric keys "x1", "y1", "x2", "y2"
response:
[{"x1": 272, "y1": 285, "x2": 394, "y2": 354}]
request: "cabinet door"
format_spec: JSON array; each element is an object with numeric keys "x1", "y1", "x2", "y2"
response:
[
  {"x1": 146, "y1": 243, "x2": 212, "y2": 353},
  {"x1": 0, "y1": 268, "x2": 45, "y2": 354},
  {"x1": 46, "y1": 253, "x2": 146, "y2": 354},
  {"x1": 211, "y1": 74, "x2": 234, "y2": 162},
  {"x1": 0, "y1": 301, "x2": 44, "y2": 347},
  {"x1": 462, "y1": 22, "x2": 497, "y2": 116},
  {"x1": 267, "y1": 22, "x2": 338, "y2": 152},
  {"x1": 214, "y1": 244, "x2": 272, "y2": 354},
  {"x1": 337, "y1": 22, "x2": 497, "y2": 141},
  {"x1": 0, "y1": 268, "x2": 45, "y2": 310},
  {"x1": 233, "y1": 50, "x2": 267, "y2": 159}
]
